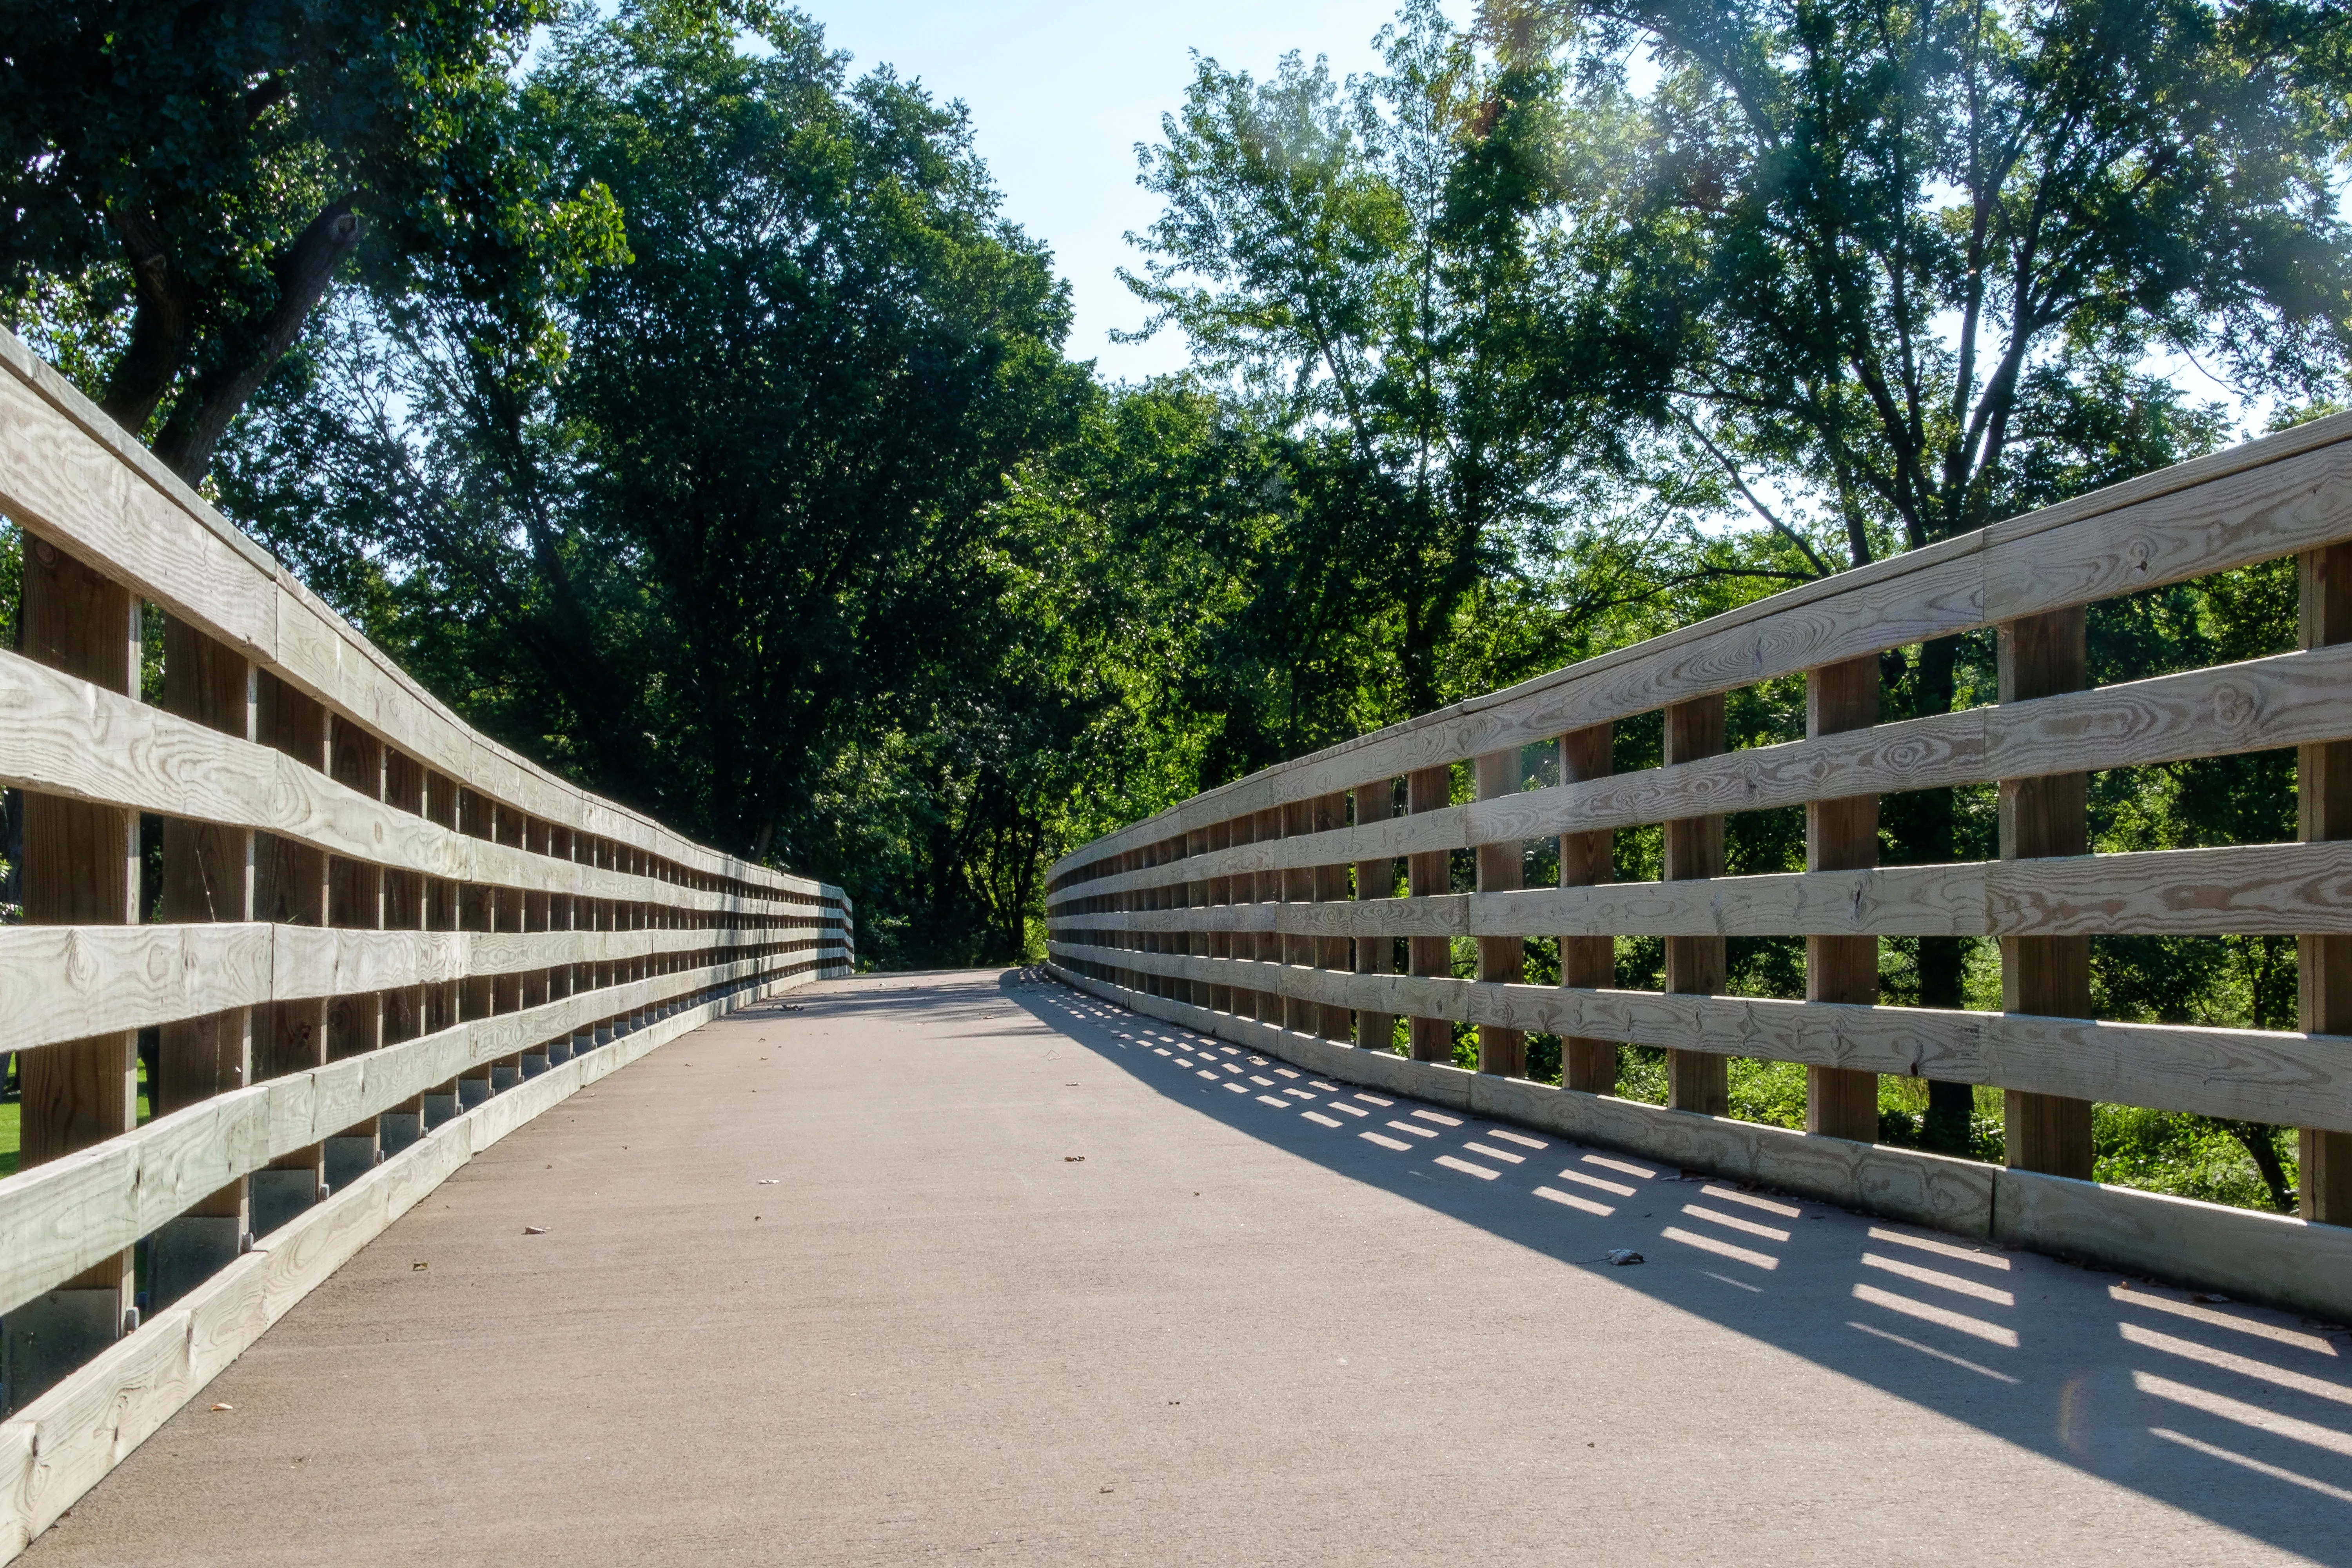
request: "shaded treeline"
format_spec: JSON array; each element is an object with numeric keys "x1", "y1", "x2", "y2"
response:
[{"x1": 4, "y1": 0, "x2": 2351, "y2": 1203}]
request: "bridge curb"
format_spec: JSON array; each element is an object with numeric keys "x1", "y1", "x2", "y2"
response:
[
  {"x1": 1044, "y1": 964, "x2": 2352, "y2": 1324},
  {"x1": 0, "y1": 969, "x2": 835, "y2": 1564}
]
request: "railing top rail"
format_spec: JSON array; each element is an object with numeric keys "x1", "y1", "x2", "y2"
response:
[
  {"x1": 1050, "y1": 407, "x2": 2352, "y2": 885},
  {"x1": 0, "y1": 326, "x2": 841, "y2": 904}
]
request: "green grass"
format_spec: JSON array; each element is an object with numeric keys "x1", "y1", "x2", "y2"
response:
[{"x1": 0, "y1": 1053, "x2": 148, "y2": 1178}]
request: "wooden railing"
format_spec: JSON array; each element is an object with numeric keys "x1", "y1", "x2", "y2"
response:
[
  {"x1": 1046, "y1": 409, "x2": 2352, "y2": 1319},
  {"x1": 0, "y1": 326, "x2": 850, "y2": 1547}
]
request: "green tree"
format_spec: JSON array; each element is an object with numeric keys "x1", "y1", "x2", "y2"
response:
[
  {"x1": 213, "y1": 2, "x2": 1094, "y2": 964},
  {"x1": 1124, "y1": 3, "x2": 1659, "y2": 722},
  {"x1": 1496, "y1": 0, "x2": 2352, "y2": 1152},
  {"x1": 0, "y1": 0, "x2": 621, "y2": 480}
]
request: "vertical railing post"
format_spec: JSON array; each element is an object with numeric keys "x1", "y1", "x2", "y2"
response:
[
  {"x1": 493, "y1": 809, "x2": 527, "y2": 1081},
  {"x1": 522, "y1": 819, "x2": 553, "y2": 1077},
  {"x1": 2300, "y1": 541, "x2": 2352, "y2": 1221},
  {"x1": 423, "y1": 771, "x2": 465, "y2": 1123},
  {"x1": 252, "y1": 673, "x2": 331, "y2": 1235},
  {"x1": 457, "y1": 791, "x2": 498, "y2": 1106},
  {"x1": 1664, "y1": 696, "x2": 1728, "y2": 1114},
  {"x1": 1806, "y1": 656, "x2": 1882, "y2": 1141},
  {"x1": 379, "y1": 752, "x2": 428, "y2": 1152},
  {"x1": 151, "y1": 614, "x2": 258, "y2": 1305},
  {"x1": 1307, "y1": 793, "x2": 1352, "y2": 1040},
  {"x1": 548, "y1": 827, "x2": 577, "y2": 1065},
  {"x1": 1556, "y1": 723, "x2": 1616, "y2": 1093},
  {"x1": 324, "y1": 718, "x2": 385, "y2": 1194},
  {"x1": 1185, "y1": 827, "x2": 1210, "y2": 1011},
  {"x1": 1253, "y1": 808, "x2": 1284, "y2": 1025},
  {"x1": 1207, "y1": 817, "x2": 1233, "y2": 1015},
  {"x1": 1999, "y1": 607, "x2": 2094, "y2": 1178},
  {"x1": 1405, "y1": 766, "x2": 1453, "y2": 1063},
  {"x1": 1353, "y1": 778, "x2": 1395, "y2": 1053},
  {"x1": 571, "y1": 829, "x2": 596, "y2": 1057},
  {"x1": 4, "y1": 534, "x2": 141, "y2": 1408},
  {"x1": 1474, "y1": 749, "x2": 1525, "y2": 1076}
]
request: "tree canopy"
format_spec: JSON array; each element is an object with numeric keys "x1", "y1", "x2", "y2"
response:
[
  {"x1": 4, "y1": 0, "x2": 2351, "y2": 1205},
  {"x1": 0, "y1": 0, "x2": 622, "y2": 480}
]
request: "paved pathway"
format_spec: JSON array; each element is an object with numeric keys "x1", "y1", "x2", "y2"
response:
[{"x1": 24, "y1": 971, "x2": 2352, "y2": 1565}]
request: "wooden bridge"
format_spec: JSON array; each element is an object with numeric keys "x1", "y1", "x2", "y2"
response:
[{"x1": 2, "y1": 323, "x2": 2350, "y2": 1562}]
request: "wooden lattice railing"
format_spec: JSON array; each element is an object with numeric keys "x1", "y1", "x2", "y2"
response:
[
  {"x1": 1046, "y1": 408, "x2": 2352, "y2": 1318},
  {"x1": 0, "y1": 325, "x2": 850, "y2": 1546}
]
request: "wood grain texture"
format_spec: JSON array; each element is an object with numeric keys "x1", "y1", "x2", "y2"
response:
[
  {"x1": 1473, "y1": 748, "x2": 1525, "y2": 1075},
  {"x1": 1055, "y1": 841, "x2": 2352, "y2": 942},
  {"x1": 1405, "y1": 766, "x2": 1454, "y2": 1063},
  {"x1": 1556, "y1": 721, "x2": 1617, "y2": 1094},
  {"x1": 15, "y1": 534, "x2": 140, "y2": 1315},
  {"x1": 1991, "y1": 1168, "x2": 2352, "y2": 1323},
  {"x1": 2298, "y1": 541, "x2": 2352, "y2": 1225},
  {"x1": 1352, "y1": 777, "x2": 1396, "y2": 1054},
  {"x1": 1806, "y1": 654, "x2": 1882, "y2": 1142},
  {"x1": 0, "y1": 648, "x2": 842, "y2": 913},
  {"x1": 1051, "y1": 639, "x2": 2352, "y2": 910},
  {"x1": 1050, "y1": 413, "x2": 2352, "y2": 887}
]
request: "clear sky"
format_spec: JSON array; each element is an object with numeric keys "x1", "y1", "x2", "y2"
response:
[{"x1": 799, "y1": 1, "x2": 1420, "y2": 383}]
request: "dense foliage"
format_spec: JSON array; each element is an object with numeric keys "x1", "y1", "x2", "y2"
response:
[{"x1": 4, "y1": 0, "x2": 2350, "y2": 1209}]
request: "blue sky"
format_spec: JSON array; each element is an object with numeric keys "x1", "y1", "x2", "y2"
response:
[{"x1": 799, "y1": 1, "x2": 1419, "y2": 383}]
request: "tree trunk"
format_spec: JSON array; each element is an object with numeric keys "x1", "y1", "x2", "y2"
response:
[
  {"x1": 100, "y1": 209, "x2": 192, "y2": 438},
  {"x1": 151, "y1": 205, "x2": 363, "y2": 484}
]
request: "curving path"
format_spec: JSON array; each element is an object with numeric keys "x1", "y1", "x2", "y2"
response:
[{"x1": 22, "y1": 971, "x2": 2350, "y2": 1566}]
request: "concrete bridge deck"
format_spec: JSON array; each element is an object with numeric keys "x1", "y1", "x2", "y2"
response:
[{"x1": 24, "y1": 971, "x2": 2350, "y2": 1566}]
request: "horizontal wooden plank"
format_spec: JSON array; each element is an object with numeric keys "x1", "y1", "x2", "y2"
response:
[
  {"x1": 1991, "y1": 1169, "x2": 2352, "y2": 1325},
  {"x1": 0, "y1": 647, "x2": 844, "y2": 909},
  {"x1": 1053, "y1": 413, "x2": 2352, "y2": 884},
  {"x1": 1056, "y1": 840, "x2": 2352, "y2": 939},
  {"x1": 0, "y1": 332, "x2": 278, "y2": 662},
  {"x1": 1046, "y1": 941, "x2": 2352, "y2": 1132},
  {"x1": 1053, "y1": 641, "x2": 2352, "y2": 907},
  {"x1": 1061, "y1": 865, "x2": 1982, "y2": 938},
  {"x1": 0, "y1": 924, "x2": 273, "y2": 1055},
  {"x1": 0, "y1": 922, "x2": 842, "y2": 1056},
  {"x1": 1985, "y1": 428, "x2": 2352, "y2": 621},
  {"x1": 1984, "y1": 840, "x2": 2352, "y2": 936},
  {"x1": 0, "y1": 1092, "x2": 270, "y2": 1325}
]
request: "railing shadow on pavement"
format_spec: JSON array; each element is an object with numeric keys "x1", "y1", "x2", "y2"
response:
[{"x1": 987, "y1": 968, "x2": 2352, "y2": 1564}]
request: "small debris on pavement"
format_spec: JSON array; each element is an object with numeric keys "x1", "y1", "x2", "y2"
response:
[
  {"x1": 2191, "y1": 1292, "x2": 2230, "y2": 1304},
  {"x1": 1065, "y1": 1155, "x2": 1085, "y2": 1162},
  {"x1": 758, "y1": 1178, "x2": 780, "y2": 1184},
  {"x1": 411, "y1": 1262, "x2": 428, "y2": 1271},
  {"x1": 1606, "y1": 1249, "x2": 1644, "y2": 1266},
  {"x1": 210, "y1": 1403, "x2": 234, "y2": 1412},
  {"x1": 524, "y1": 1225, "x2": 548, "y2": 1235}
]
